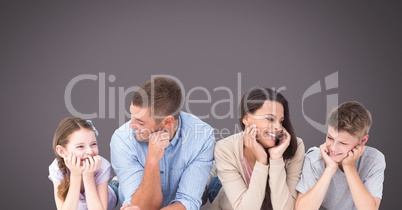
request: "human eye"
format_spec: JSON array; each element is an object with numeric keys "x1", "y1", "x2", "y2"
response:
[
  {"x1": 265, "y1": 118, "x2": 274, "y2": 122},
  {"x1": 91, "y1": 142, "x2": 98, "y2": 147},
  {"x1": 76, "y1": 145, "x2": 84, "y2": 149},
  {"x1": 327, "y1": 135, "x2": 334, "y2": 140}
]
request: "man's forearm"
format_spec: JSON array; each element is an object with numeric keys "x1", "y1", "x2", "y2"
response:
[
  {"x1": 344, "y1": 166, "x2": 379, "y2": 210},
  {"x1": 161, "y1": 202, "x2": 186, "y2": 210},
  {"x1": 131, "y1": 160, "x2": 163, "y2": 210}
]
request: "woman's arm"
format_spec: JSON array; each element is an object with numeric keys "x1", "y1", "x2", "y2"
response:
[
  {"x1": 269, "y1": 139, "x2": 305, "y2": 210},
  {"x1": 215, "y1": 139, "x2": 268, "y2": 210}
]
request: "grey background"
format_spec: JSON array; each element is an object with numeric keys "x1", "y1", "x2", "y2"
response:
[{"x1": 1, "y1": 1, "x2": 401, "y2": 209}]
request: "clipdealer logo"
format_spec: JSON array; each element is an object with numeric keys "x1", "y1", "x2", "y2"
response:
[{"x1": 64, "y1": 72, "x2": 338, "y2": 134}]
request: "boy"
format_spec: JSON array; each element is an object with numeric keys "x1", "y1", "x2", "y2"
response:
[{"x1": 295, "y1": 101, "x2": 385, "y2": 210}]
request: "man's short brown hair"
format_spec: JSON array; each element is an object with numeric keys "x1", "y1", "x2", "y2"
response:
[
  {"x1": 131, "y1": 77, "x2": 183, "y2": 120},
  {"x1": 327, "y1": 101, "x2": 372, "y2": 138}
]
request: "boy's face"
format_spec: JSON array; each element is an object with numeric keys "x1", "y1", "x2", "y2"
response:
[{"x1": 325, "y1": 126, "x2": 364, "y2": 163}]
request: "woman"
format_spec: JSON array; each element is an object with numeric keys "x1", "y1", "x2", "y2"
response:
[{"x1": 209, "y1": 87, "x2": 305, "y2": 210}]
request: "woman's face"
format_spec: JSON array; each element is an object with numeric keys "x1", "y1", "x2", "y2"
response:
[
  {"x1": 243, "y1": 100, "x2": 285, "y2": 148},
  {"x1": 63, "y1": 128, "x2": 99, "y2": 162}
]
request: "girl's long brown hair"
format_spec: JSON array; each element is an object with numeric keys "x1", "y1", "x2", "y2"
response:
[{"x1": 52, "y1": 117, "x2": 93, "y2": 201}]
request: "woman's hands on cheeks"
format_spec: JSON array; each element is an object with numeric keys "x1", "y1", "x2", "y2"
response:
[
  {"x1": 243, "y1": 124, "x2": 268, "y2": 165},
  {"x1": 268, "y1": 128, "x2": 291, "y2": 160}
]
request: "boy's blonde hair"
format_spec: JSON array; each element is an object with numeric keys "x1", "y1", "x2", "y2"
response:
[{"x1": 327, "y1": 101, "x2": 372, "y2": 139}]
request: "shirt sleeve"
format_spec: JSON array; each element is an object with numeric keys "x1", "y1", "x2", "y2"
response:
[
  {"x1": 48, "y1": 159, "x2": 63, "y2": 182},
  {"x1": 295, "y1": 148, "x2": 320, "y2": 194},
  {"x1": 169, "y1": 128, "x2": 215, "y2": 210},
  {"x1": 364, "y1": 153, "x2": 386, "y2": 199},
  {"x1": 110, "y1": 132, "x2": 144, "y2": 205}
]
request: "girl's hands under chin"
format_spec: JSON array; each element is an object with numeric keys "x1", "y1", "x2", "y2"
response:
[
  {"x1": 64, "y1": 153, "x2": 85, "y2": 176},
  {"x1": 82, "y1": 155, "x2": 102, "y2": 176}
]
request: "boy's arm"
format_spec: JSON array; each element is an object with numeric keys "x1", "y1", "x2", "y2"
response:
[
  {"x1": 295, "y1": 144, "x2": 338, "y2": 210},
  {"x1": 342, "y1": 145, "x2": 381, "y2": 210},
  {"x1": 295, "y1": 167, "x2": 336, "y2": 210}
]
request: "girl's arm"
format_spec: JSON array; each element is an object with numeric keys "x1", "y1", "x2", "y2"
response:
[
  {"x1": 83, "y1": 155, "x2": 107, "y2": 210},
  {"x1": 52, "y1": 174, "x2": 82, "y2": 210},
  {"x1": 53, "y1": 153, "x2": 84, "y2": 210}
]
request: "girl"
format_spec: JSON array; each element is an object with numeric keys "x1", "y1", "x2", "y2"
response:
[
  {"x1": 208, "y1": 87, "x2": 305, "y2": 210},
  {"x1": 48, "y1": 117, "x2": 118, "y2": 210}
]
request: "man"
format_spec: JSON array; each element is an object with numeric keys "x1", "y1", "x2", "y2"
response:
[
  {"x1": 295, "y1": 101, "x2": 386, "y2": 210},
  {"x1": 111, "y1": 77, "x2": 215, "y2": 210}
]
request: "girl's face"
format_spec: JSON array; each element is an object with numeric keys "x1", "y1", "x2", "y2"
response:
[
  {"x1": 243, "y1": 100, "x2": 285, "y2": 148},
  {"x1": 62, "y1": 128, "x2": 99, "y2": 161},
  {"x1": 325, "y1": 126, "x2": 364, "y2": 163}
]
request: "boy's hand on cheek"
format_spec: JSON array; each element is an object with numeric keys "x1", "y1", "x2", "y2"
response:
[
  {"x1": 320, "y1": 143, "x2": 338, "y2": 172},
  {"x1": 342, "y1": 145, "x2": 365, "y2": 168}
]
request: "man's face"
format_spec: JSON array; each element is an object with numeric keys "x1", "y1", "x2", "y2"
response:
[
  {"x1": 325, "y1": 126, "x2": 361, "y2": 163},
  {"x1": 129, "y1": 104, "x2": 163, "y2": 142}
]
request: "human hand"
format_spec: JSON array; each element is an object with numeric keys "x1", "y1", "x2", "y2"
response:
[
  {"x1": 120, "y1": 204, "x2": 141, "y2": 210},
  {"x1": 64, "y1": 153, "x2": 84, "y2": 176},
  {"x1": 147, "y1": 130, "x2": 170, "y2": 163},
  {"x1": 82, "y1": 155, "x2": 101, "y2": 176},
  {"x1": 320, "y1": 143, "x2": 338, "y2": 172},
  {"x1": 243, "y1": 124, "x2": 267, "y2": 165},
  {"x1": 341, "y1": 145, "x2": 365, "y2": 168},
  {"x1": 268, "y1": 128, "x2": 291, "y2": 160}
]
